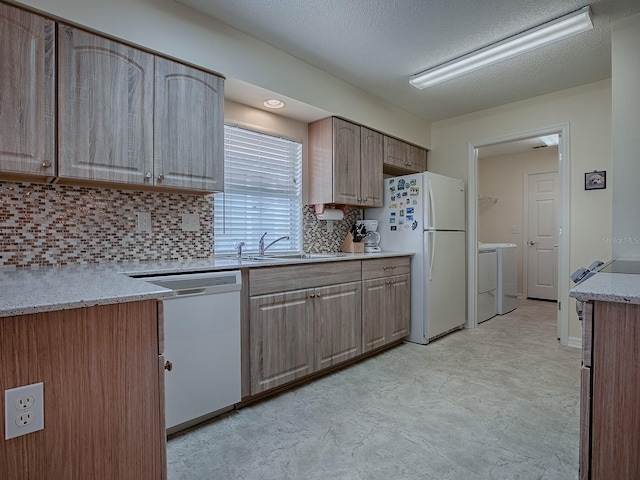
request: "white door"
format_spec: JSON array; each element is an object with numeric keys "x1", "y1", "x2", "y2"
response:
[{"x1": 526, "y1": 172, "x2": 558, "y2": 300}]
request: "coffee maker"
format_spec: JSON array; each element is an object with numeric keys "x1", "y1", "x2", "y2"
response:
[{"x1": 357, "y1": 220, "x2": 381, "y2": 253}]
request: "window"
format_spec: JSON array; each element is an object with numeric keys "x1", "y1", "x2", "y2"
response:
[{"x1": 214, "y1": 125, "x2": 303, "y2": 255}]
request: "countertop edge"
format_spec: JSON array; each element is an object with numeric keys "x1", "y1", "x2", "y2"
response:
[{"x1": 569, "y1": 271, "x2": 640, "y2": 305}]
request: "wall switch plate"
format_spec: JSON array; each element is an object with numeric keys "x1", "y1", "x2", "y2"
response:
[
  {"x1": 5, "y1": 382, "x2": 44, "y2": 440},
  {"x1": 136, "y1": 212, "x2": 152, "y2": 233},
  {"x1": 511, "y1": 226, "x2": 520, "y2": 234},
  {"x1": 182, "y1": 213, "x2": 200, "y2": 232}
]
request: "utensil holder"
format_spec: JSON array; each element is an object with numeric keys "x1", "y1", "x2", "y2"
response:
[{"x1": 341, "y1": 232, "x2": 364, "y2": 253}]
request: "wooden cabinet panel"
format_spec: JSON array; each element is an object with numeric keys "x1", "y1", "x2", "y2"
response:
[
  {"x1": 362, "y1": 278, "x2": 387, "y2": 352},
  {"x1": 383, "y1": 135, "x2": 427, "y2": 174},
  {"x1": 249, "y1": 261, "x2": 361, "y2": 296},
  {"x1": 591, "y1": 301, "x2": 640, "y2": 480},
  {"x1": 388, "y1": 274, "x2": 410, "y2": 341},
  {"x1": 579, "y1": 366, "x2": 590, "y2": 480},
  {"x1": 0, "y1": 301, "x2": 163, "y2": 480},
  {"x1": 582, "y1": 301, "x2": 593, "y2": 367},
  {"x1": 58, "y1": 25, "x2": 154, "y2": 184},
  {"x1": 332, "y1": 117, "x2": 361, "y2": 205},
  {"x1": 250, "y1": 290, "x2": 315, "y2": 394},
  {"x1": 154, "y1": 57, "x2": 224, "y2": 191},
  {"x1": 360, "y1": 127, "x2": 383, "y2": 207},
  {"x1": 0, "y1": 3, "x2": 55, "y2": 180},
  {"x1": 308, "y1": 117, "x2": 383, "y2": 207},
  {"x1": 362, "y1": 257, "x2": 411, "y2": 280},
  {"x1": 315, "y1": 282, "x2": 362, "y2": 370}
]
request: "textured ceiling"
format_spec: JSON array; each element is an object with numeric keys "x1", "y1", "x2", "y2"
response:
[{"x1": 176, "y1": 0, "x2": 640, "y2": 122}]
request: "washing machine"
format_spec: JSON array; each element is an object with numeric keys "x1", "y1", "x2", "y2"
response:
[
  {"x1": 477, "y1": 245, "x2": 497, "y2": 323},
  {"x1": 480, "y1": 243, "x2": 518, "y2": 314}
]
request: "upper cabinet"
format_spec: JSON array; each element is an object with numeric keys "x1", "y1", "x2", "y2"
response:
[
  {"x1": 0, "y1": 3, "x2": 55, "y2": 181},
  {"x1": 154, "y1": 58, "x2": 224, "y2": 191},
  {"x1": 57, "y1": 25, "x2": 154, "y2": 186},
  {"x1": 309, "y1": 117, "x2": 383, "y2": 208},
  {"x1": 58, "y1": 25, "x2": 224, "y2": 193},
  {"x1": 383, "y1": 136, "x2": 427, "y2": 174}
]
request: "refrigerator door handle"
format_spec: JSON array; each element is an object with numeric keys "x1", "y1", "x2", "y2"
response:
[
  {"x1": 428, "y1": 178, "x2": 436, "y2": 230},
  {"x1": 428, "y1": 230, "x2": 435, "y2": 281}
]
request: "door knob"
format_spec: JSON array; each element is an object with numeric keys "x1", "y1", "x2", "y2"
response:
[{"x1": 529, "y1": 240, "x2": 537, "y2": 246}]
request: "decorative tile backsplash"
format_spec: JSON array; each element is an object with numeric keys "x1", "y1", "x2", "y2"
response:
[
  {"x1": 0, "y1": 182, "x2": 213, "y2": 268},
  {"x1": 303, "y1": 206, "x2": 362, "y2": 253},
  {"x1": 0, "y1": 182, "x2": 362, "y2": 268}
]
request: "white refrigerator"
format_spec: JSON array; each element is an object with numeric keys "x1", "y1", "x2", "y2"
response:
[{"x1": 366, "y1": 172, "x2": 466, "y2": 344}]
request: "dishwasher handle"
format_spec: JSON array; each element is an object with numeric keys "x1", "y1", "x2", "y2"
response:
[{"x1": 175, "y1": 288, "x2": 206, "y2": 296}]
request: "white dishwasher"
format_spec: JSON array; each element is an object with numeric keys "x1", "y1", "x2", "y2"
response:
[{"x1": 138, "y1": 270, "x2": 242, "y2": 434}]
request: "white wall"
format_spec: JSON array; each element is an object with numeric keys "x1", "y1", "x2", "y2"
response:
[
  {"x1": 13, "y1": 0, "x2": 431, "y2": 148},
  {"x1": 430, "y1": 80, "x2": 613, "y2": 340},
  {"x1": 479, "y1": 147, "x2": 559, "y2": 294},
  {"x1": 612, "y1": 13, "x2": 640, "y2": 259}
]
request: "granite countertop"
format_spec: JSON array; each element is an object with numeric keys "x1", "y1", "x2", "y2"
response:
[
  {"x1": 0, "y1": 252, "x2": 412, "y2": 318},
  {"x1": 569, "y1": 272, "x2": 640, "y2": 304}
]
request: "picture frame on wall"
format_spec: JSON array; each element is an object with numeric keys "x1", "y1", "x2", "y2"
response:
[{"x1": 585, "y1": 170, "x2": 606, "y2": 190}]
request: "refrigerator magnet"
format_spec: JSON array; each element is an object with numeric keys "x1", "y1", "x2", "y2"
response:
[
  {"x1": 410, "y1": 187, "x2": 419, "y2": 195},
  {"x1": 391, "y1": 226, "x2": 397, "y2": 231},
  {"x1": 406, "y1": 207, "x2": 414, "y2": 214},
  {"x1": 410, "y1": 179, "x2": 417, "y2": 186},
  {"x1": 412, "y1": 221, "x2": 418, "y2": 230}
]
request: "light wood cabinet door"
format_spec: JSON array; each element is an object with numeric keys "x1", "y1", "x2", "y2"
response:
[
  {"x1": 58, "y1": 25, "x2": 154, "y2": 184},
  {"x1": 362, "y1": 277, "x2": 388, "y2": 352},
  {"x1": 362, "y1": 272, "x2": 410, "y2": 353},
  {"x1": 315, "y1": 282, "x2": 362, "y2": 370},
  {"x1": 388, "y1": 274, "x2": 410, "y2": 342},
  {"x1": 250, "y1": 290, "x2": 315, "y2": 394},
  {"x1": 360, "y1": 127, "x2": 383, "y2": 207},
  {"x1": 154, "y1": 57, "x2": 224, "y2": 191},
  {"x1": 332, "y1": 117, "x2": 361, "y2": 204},
  {"x1": 383, "y1": 135, "x2": 427, "y2": 173},
  {"x1": 0, "y1": 3, "x2": 55, "y2": 180}
]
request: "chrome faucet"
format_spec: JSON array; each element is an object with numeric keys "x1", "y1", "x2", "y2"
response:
[
  {"x1": 235, "y1": 241, "x2": 245, "y2": 258},
  {"x1": 259, "y1": 232, "x2": 290, "y2": 256}
]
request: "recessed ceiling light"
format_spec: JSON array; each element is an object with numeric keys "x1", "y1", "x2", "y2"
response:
[{"x1": 263, "y1": 99, "x2": 286, "y2": 109}]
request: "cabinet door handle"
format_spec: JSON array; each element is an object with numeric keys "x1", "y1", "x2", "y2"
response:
[
  {"x1": 144, "y1": 172, "x2": 152, "y2": 181},
  {"x1": 41, "y1": 161, "x2": 51, "y2": 168},
  {"x1": 164, "y1": 360, "x2": 173, "y2": 372},
  {"x1": 157, "y1": 174, "x2": 164, "y2": 182},
  {"x1": 310, "y1": 293, "x2": 316, "y2": 298}
]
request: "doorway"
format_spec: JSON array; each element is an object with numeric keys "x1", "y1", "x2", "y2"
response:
[{"x1": 468, "y1": 124, "x2": 570, "y2": 345}]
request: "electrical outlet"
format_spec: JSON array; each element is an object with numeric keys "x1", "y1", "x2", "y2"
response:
[
  {"x1": 136, "y1": 212, "x2": 152, "y2": 233},
  {"x1": 5, "y1": 382, "x2": 44, "y2": 440},
  {"x1": 182, "y1": 213, "x2": 200, "y2": 232}
]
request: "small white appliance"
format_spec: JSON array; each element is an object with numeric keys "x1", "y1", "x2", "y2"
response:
[
  {"x1": 366, "y1": 172, "x2": 466, "y2": 343},
  {"x1": 480, "y1": 243, "x2": 518, "y2": 314},
  {"x1": 477, "y1": 245, "x2": 498, "y2": 323},
  {"x1": 138, "y1": 270, "x2": 242, "y2": 435},
  {"x1": 357, "y1": 219, "x2": 381, "y2": 253}
]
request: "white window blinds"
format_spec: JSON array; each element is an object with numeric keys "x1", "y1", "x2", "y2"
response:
[{"x1": 214, "y1": 125, "x2": 303, "y2": 255}]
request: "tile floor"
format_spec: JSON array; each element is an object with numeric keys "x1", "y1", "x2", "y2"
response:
[{"x1": 167, "y1": 299, "x2": 580, "y2": 479}]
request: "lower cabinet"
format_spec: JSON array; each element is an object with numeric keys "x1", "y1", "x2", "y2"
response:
[
  {"x1": 246, "y1": 257, "x2": 411, "y2": 398},
  {"x1": 0, "y1": 300, "x2": 165, "y2": 480},
  {"x1": 580, "y1": 300, "x2": 640, "y2": 480},
  {"x1": 362, "y1": 274, "x2": 410, "y2": 352},
  {"x1": 249, "y1": 281, "x2": 362, "y2": 395}
]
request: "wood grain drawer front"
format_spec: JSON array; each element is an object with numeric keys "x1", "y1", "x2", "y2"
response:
[
  {"x1": 249, "y1": 261, "x2": 361, "y2": 296},
  {"x1": 362, "y1": 257, "x2": 411, "y2": 280},
  {"x1": 0, "y1": 3, "x2": 55, "y2": 179}
]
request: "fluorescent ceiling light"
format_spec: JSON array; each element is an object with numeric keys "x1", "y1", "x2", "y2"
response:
[
  {"x1": 410, "y1": 6, "x2": 593, "y2": 89},
  {"x1": 539, "y1": 134, "x2": 559, "y2": 146}
]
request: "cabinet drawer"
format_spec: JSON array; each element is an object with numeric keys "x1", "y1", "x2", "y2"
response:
[
  {"x1": 362, "y1": 257, "x2": 410, "y2": 280},
  {"x1": 249, "y1": 261, "x2": 361, "y2": 296}
]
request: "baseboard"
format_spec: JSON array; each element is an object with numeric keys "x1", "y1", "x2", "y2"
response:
[{"x1": 567, "y1": 336, "x2": 582, "y2": 349}]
